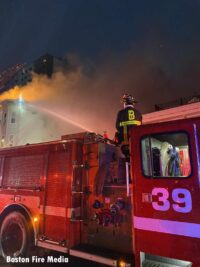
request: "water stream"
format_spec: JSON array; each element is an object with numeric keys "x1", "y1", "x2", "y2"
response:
[{"x1": 27, "y1": 102, "x2": 93, "y2": 133}]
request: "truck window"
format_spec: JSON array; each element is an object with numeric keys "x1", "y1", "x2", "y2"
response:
[{"x1": 141, "y1": 132, "x2": 191, "y2": 178}]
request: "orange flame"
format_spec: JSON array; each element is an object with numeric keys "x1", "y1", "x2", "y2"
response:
[
  {"x1": 0, "y1": 73, "x2": 57, "y2": 102},
  {"x1": 0, "y1": 86, "x2": 22, "y2": 101}
]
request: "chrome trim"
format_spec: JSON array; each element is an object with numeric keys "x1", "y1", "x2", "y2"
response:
[
  {"x1": 193, "y1": 124, "x2": 200, "y2": 186},
  {"x1": 69, "y1": 249, "x2": 117, "y2": 266}
]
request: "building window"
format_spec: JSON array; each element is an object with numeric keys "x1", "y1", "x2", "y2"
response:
[
  {"x1": 3, "y1": 113, "x2": 7, "y2": 124},
  {"x1": 11, "y1": 112, "x2": 16, "y2": 123},
  {"x1": 141, "y1": 132, "x2": 191, "y2": 178}
]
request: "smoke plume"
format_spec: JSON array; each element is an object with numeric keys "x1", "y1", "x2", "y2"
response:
[{"x1": 0, "y1": 49, "x2": 196, "y2": 138}]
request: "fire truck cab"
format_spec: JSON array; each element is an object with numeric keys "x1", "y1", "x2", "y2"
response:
[
  {"x1": 0, "y1": 116, "x2": 199, "y2": 267},
  {"x1": 131, "y1": 117, "x2": 200, "y2": 267}
]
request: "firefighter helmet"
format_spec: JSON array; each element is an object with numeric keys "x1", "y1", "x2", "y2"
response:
[{"x1": 122, "y1": 93, "x2": 137, "y2": 105}]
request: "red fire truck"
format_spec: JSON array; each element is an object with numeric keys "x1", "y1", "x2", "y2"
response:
[{"x1": 0, "y1": 102, "x2": 199, "y2": 266}]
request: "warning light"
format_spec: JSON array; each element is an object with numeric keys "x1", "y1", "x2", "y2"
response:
[
  {"x1": 33, "y1": 217, "x2": 39, "y2": 223},
  {"x1": 118, "y1": 260, "x2": 125, "y2": 267},
  {"x1": 117, "y1": 260, "x2": 130, "y2": 267}
]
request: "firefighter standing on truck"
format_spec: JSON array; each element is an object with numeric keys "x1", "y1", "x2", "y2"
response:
[{"x1": 115, "y1": 93, "x2": 142, "y2": 157}]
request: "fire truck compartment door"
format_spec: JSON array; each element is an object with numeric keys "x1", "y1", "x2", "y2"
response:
[{"x1": 42, "y1": 141, "x2": 83, "y2": 247}]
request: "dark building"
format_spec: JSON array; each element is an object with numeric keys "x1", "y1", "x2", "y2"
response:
[
  {"x1": 0, "y1": 53, "x2": 69, "y2": 92},
  {"x1": 14, "y1": 64, "x2": 33, "y2": 87},
  {"x1": 33, "y1": 53, "x2": 69, "y2": 77},
  {"x1": 0, "y1": 64, "x2": 25, "y2": 92},
  {"x1": 33, "y1": 54, "x2": 54, "y2": 77}
]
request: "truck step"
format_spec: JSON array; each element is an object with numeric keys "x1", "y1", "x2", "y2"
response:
[
  {"x1": 143, "y1": 259, "x2": 184, "y2": 267},
  {"x1": 141, "y1": 253, "x2": 192, "y2": 267},
  {"x1": 37, "y1": 240, "x2": 68, "y2": 253},
  {"x1": 70, "y1": 244, "x2": 133, "y2": 267}
]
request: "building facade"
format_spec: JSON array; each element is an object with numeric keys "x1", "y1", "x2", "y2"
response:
[{"x1": 0, "y1": 100, "x2": 82, "y2": 147}]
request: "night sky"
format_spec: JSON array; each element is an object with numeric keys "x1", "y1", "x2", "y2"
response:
[{"x1": 0, "y1": 0, "x2": 200, "y2": 120}]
